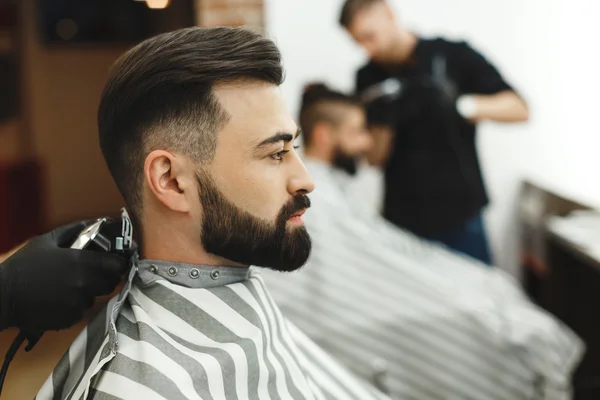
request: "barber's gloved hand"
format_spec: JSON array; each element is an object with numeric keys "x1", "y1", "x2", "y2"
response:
[{"x1": 0, "y1": 220, "x2": 128, "y2": 332}]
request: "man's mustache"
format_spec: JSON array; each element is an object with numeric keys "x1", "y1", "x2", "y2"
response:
[{"x1": 280, "y1": 195, "x2": 311, "y2": 221}]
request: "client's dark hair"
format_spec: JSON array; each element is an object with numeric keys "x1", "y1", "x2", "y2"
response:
[
  {"x1": 339, "y1": 0, "x2": 383, "y2": 28},
  {"x1": 98, "y1": 27, "x2": 284, "y2": 225},
  {"x1": 299, "y1": 83, "x2": 362, "y2": 146}
]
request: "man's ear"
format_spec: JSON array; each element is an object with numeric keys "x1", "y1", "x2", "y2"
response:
[{"x1": 144, "y1": 150, "x2": 194, "y2": 213}]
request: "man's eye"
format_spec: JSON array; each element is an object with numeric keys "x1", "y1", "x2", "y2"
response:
[{"x1": 271, "y1": 149, "x2": 290, "y2": 161}]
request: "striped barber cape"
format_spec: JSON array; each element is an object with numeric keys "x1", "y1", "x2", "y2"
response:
[
  {"x1": 262, "y1": 159, "x2": 585, "y2": 400},
  {"x1": 36, "y1": 259, "x2": 389, "y2": 400}
]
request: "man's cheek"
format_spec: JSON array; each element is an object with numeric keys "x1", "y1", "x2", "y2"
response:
[{"x1": 245, "y1": 199, "x2": 280, "y2": 223}]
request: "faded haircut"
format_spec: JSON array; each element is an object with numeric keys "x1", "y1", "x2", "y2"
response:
[
  {"x1": 299, "y1": 83, "x2": 362, "y2": 146},
  {"x1": 98, "y1": 27, "x2": 284, "y2": 225}
]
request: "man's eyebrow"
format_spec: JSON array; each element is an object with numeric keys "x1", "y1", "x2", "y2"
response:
[{"x1": 255, "y1": 128, "x2": 302, "y2": 149}]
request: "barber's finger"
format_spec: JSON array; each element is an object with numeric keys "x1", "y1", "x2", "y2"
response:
[
  {"x1": 79, "y1": 250, "x2": 129, "y2": 278},
  {"x1": 82, "y1": 294, "x2": 95, "y2": 310},
  {"x1": 59, "y1": 308, "x2": 86, "y2": 331},
  {"x1": 124, "y1": 241, "x2": 139, "y2": 258},
  {"x1": 87, "y1": 274, "x2": 123, "y2": 296},
  {"x1": 37, "y1": 301, "x2": 86, "y2": 332},
  {"x1": 78, "y1": 255, "x2": 125, "y2": 295}
]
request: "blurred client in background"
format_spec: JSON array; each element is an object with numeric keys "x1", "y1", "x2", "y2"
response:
[
  {"x1": 340, "y1": 0, "x2": 529, "y2": 264},
  {"x1": 298, "y1": 83, "x2": 376, "y2": 213},
  {"x1": 262, "y1": 83, "x2": 582, "y2": 399}
]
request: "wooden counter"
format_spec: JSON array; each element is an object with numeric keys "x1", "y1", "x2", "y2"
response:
[{"x1": 520, "y1": 181, "x2": 600, "y2": 400}]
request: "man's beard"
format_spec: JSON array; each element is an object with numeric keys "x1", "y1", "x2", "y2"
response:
[
  {"x1": 332, "y1": 148, "x2": 359, "y2": 176},
  {"x1": 196, "y1": 171, "x2": 312, "y2": 272}
]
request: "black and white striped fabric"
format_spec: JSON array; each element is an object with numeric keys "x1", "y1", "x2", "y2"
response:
[
  {"x1": 36, "y1": 260, "x2": 389, "y2": 400},
  {"x1": 262, "y1": 159, "x2": 585, "y2": 400}
]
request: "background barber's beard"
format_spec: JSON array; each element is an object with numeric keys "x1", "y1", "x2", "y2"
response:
[
  {"x1": 196, "y1": 172, "x2": 312, "y2": 272},
  {"x1": 332, "y1": 148, "x2": 359, "y2": 176}
]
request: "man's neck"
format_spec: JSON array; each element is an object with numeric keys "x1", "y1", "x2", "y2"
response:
[{"x1": 140, "y1": 219, "x2": 244, "y2": 267}]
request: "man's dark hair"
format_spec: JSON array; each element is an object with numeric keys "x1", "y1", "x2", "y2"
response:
[
  {"x1": 98, "y1": 27, "x2": 284, "y2": 225},
  {"x1": 299, "y1": 83, "x2": 362, "y2": 146},
  {"x1": 339, "y1": 0, "x2": 382, "y2": 28}
]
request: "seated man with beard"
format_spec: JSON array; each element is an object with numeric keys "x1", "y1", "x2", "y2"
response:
[
  {"x1": 36, "y1": 28, "x2": 388, "y2": 400},
  {"x1": 262, "y1": 84, "x2": 584, "y2": 399}
]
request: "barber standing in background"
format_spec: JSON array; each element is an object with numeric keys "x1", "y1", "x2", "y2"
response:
[{"x1": 340, "y1": 0, "x2": 529, "y2": 265}]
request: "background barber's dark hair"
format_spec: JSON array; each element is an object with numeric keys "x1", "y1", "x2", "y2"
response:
[
  {"x1": 299, "y1": 82, "x2": 362, "y2": 146},
  {"x1": 98, "y1": 27, "x2": 284, "y2": 226},
  {"x1": 339, "y1": 0, "x2": 383, "y2": 28}
]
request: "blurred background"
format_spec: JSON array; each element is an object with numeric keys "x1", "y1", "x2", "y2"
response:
[
  {"x1": 1, "y1": 0, "x2": 600, "y2": 397},
  {"x1": 269, "y1": 0, "x2": 597, "y2": 278},
  {"x1": 1, "y1": 0, "x2": 597, "y2": 277}
]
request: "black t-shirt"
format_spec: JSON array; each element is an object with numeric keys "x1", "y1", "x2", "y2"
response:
[{"x1": 356, "y1": 37, "x2": 513, "y2": 236}]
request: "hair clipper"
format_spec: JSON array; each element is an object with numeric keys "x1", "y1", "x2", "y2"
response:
[{"x1": 70, "y1": 208, "x2": 134, "y2": 253}]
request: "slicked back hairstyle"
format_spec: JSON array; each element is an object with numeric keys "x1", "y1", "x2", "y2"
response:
[
  {"x1": 98, "y1": 27, "x2": 284, "y2": 225},
  {"x1": 299, "y1": 83, "x2": 362, "y2": 146},
  {"x1": 339, "y1": 0, "x2": 383, "y2": 28}
]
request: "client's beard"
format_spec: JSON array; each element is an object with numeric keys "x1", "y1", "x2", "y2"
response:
[
  {"x1": 332, "y1": 148, "x2": 360, "y2": 176},
  {"x1": 197, "y1": 171, "x2": 312, "y2": 272}
]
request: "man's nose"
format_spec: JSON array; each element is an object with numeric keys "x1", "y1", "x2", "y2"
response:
[{"x1": 288, "y1": 154, "x2": 315, "y2": 195}]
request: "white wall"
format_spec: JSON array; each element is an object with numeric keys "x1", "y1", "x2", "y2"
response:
[
  {"x1": 265, "y1": 0, "x2": 600, "y2": 276},
  {"x1": 550, "y1": 2, "x2": 600, "y2": 205}
]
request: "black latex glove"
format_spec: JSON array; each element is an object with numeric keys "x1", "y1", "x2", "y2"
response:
[{"x1": 0, "y1": 220, "x2": 128, "y2": 332}]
